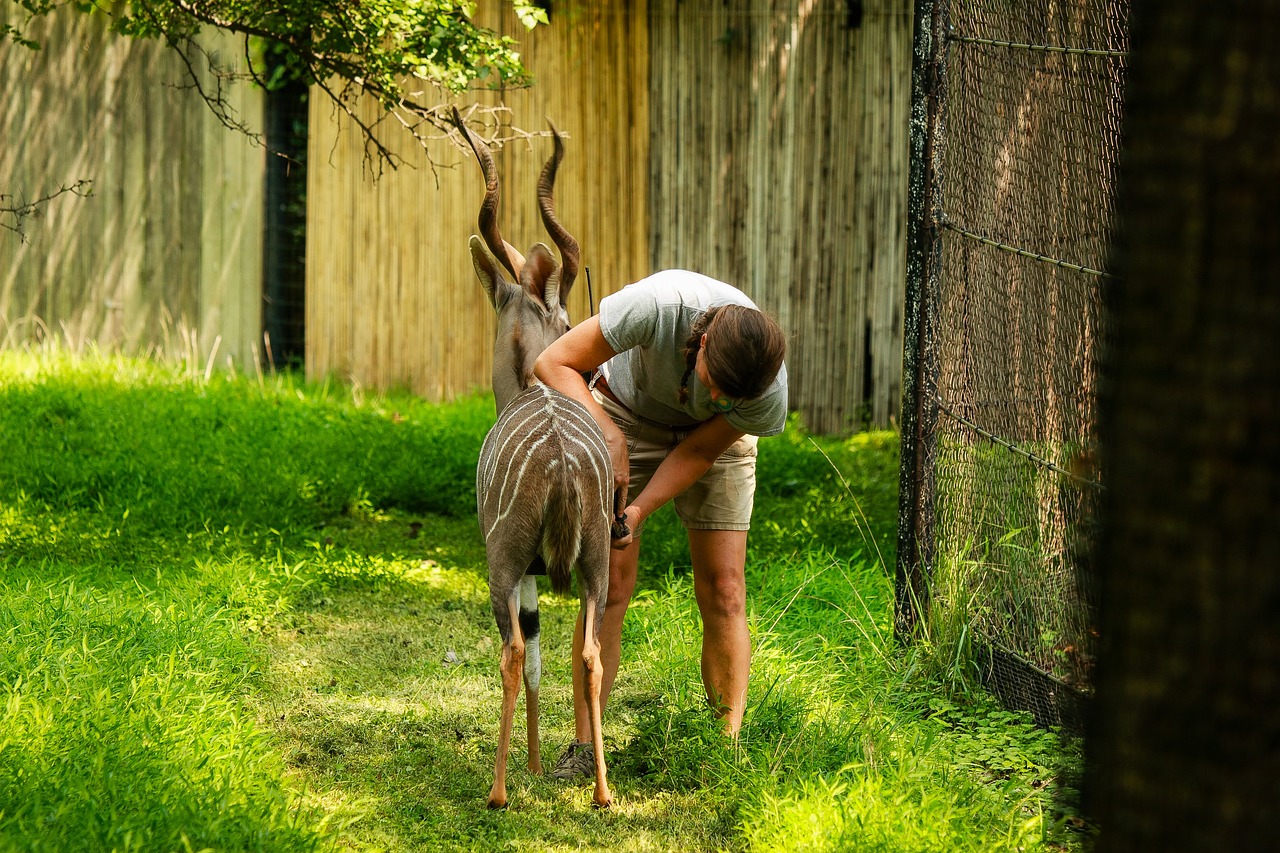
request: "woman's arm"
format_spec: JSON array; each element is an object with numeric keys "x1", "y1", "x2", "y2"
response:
[
  {"x1": 612, "y1": 414, "x2": 746, "y2": 548},
  {"x1": 533, "y1": 316, "x2": 629, "y2": 494}
]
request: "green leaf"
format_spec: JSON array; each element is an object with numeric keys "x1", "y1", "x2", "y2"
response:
[{"x1": 512, "y1": 2, "x2": 549, "y2": 30}]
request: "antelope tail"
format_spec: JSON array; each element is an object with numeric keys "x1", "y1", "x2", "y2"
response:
[{"x1": 542, "y1": 467, "x2": 583, "y2": 597}]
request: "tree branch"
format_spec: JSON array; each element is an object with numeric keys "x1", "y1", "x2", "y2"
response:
[
  {"x1": 13, "y1": 1, "x2": 554, "y2": 175},
  {"x1": 1, "y1": 181, "x2": 94, "y2": 240},
  {"x1": 152, "y1": 0, "x2": 549, "y2": 169}
]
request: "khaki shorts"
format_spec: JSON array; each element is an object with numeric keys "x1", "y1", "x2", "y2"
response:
[{"x1": 592, "y1": 388, "x2": 758, "y2": 536}]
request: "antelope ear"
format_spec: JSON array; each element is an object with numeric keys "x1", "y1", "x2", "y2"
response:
[
  {"x1": 520, "y1": 243, "x2": 561, "y2": 310},
  {"x1": 470, "y1": 235, "x2": 516, "y2": 309}
]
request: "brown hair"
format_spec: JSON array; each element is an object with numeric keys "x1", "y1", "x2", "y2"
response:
[{"x1": 678, "y1": 305, "x2": 787, "y2": 404}]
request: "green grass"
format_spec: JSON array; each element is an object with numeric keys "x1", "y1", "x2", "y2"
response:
[
  {"x1": 930, "y1": 439, "x2": 1099, "y2": 685},
  {"x1": 0, "y1": 349, "x2": 1087, "y2": 852}
]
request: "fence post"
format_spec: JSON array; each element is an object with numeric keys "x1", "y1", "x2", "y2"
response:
[{"x1": 895, "y1": 0, "x2": 945, "y2": 641}]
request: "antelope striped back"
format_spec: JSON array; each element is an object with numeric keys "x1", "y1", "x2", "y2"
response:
[{"x1": 477, "y1": 385, "x2": 612, "y2": 596}]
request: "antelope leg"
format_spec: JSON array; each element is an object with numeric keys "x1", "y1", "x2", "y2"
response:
[
  {"x1": 582, "y1": 597, "x2": 612, "y2": 809},
  {"x1": 518, "y1": 574, "x2": 543, "y2": 775},
  {"x1": 489, "y1": 595, "x2": 526, "y2": 809}
]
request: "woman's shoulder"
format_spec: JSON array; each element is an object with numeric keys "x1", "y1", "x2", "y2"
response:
[{"x1": 627, "y1": 270, "x2": 756, "y2": 311}]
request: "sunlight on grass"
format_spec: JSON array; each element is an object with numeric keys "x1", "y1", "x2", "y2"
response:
[
  {"x1": 742, "y1": 762, "x2": 1049, "y2": 853},
  {"x1": 0, "y1": 351, "x2": 1087, "y2": 852},
  {"x1": 0, "y1": 577, "x2": 322, "y2": 851}
]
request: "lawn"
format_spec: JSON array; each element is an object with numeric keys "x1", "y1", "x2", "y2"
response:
[{"x1": 0, "y1": 350, "x2": 1085, "y2": 852}]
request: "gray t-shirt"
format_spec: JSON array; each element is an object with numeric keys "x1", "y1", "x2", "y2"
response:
[{"x1": 597, "y1": 270, "x2": 788, "y2": 437}]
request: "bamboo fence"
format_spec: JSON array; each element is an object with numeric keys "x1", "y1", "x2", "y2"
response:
[
  {"x1": 648, "y1": 0, "x2": 913, "y2": 432},
  {"x1": 0, "y1": 6, "x2": 264, "y2": 364},
  {"x1": 305, "y1": 2, "x2": 651, "y2": 400},
  {"x1": 307, "y1": 0, "x2": 912, "y2": 433}
]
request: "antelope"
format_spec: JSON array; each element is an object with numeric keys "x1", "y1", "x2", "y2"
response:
[{"x1": 455, "y1": 109, "x2": 613, "y2": 810}]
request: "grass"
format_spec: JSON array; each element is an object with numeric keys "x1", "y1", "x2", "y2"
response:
[
  {"x1": 0, "y1": 348, "x2": 1087, "y2": 852},
  {"x1": 929, "y1": 440, "x2": 1100, "y2": 688}
]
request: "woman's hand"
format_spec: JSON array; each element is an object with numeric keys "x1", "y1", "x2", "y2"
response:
[{"x1": 610, "y1": 504, "x2": 641, "y2": 550}]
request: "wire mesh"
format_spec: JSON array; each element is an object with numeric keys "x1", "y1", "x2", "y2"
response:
[
  {"x1": 899, "y1": 0, "x2": 1129, "y2": 731},
  {"x1": 263, "y1": 70, "x2": 309, "y2": 371}
]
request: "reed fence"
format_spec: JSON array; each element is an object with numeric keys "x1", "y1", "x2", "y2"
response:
[
  {"x1": 306, "y1": 0, "x2": 911, "y2": 433},
  {"x1": 304, "y1": 2, "x2": 650, "y2": 401},
  {"x1": 6, "y1": 2, "x2": 912, "y2": 432},
  {"x1": 648, "y1": 0, "x2": 912, "y2": 432}
]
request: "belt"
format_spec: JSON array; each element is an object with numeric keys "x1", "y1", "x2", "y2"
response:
[{"x1": 594, "y1": 374, "x2": 625, "y2": 408}]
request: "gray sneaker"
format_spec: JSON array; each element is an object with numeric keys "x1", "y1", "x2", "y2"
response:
[{"x1": 549, "y1": 741, "x2": 595, "y2": 780}]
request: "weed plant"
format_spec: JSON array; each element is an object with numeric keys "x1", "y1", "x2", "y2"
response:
[{"x1": 0, "y1": 349, "x2": 1086, "y2": 851}]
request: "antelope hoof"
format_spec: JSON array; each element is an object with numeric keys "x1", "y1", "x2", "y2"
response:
[
  {"x1": 487, "y1": 795, "x2": 509, "y2": 811},
  {"x1": 592, "y1": 791, "x2": 613, "y2": 810}
]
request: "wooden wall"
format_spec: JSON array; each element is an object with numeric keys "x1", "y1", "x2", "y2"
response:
[
  {"x1": 0, "y1": 6, "x2": 264, "y2": 364},
  {"x1": 304, "y1": 2, "x2": 651, "y2": 400},
  {"x1": 306, "y1": 0, "x2": 911, "y2": 432}
]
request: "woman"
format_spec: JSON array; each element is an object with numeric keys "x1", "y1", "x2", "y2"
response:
[{"x1": 532, "y1": 268, "x2": 788, "y2": 779}]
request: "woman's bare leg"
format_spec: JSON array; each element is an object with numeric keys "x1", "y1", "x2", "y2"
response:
[
  {"x1": 572, "y1": 539, "x2": 640, "y2": 742},
  {"x1": 688, "y1": 528, "x2": 750, "y2": 736}
]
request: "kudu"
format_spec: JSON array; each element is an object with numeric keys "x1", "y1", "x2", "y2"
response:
[{"x1": 455, "y1": 110, "x2": 613, "y2": 810}]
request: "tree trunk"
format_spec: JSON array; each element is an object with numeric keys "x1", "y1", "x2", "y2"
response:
[{"x1": 1088, "y1": 2, "x2": 1280, "y2": 850}]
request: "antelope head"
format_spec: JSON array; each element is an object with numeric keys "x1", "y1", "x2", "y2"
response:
[{"x1": 454, "y1": 109, "x2": 581, "y2": 414}]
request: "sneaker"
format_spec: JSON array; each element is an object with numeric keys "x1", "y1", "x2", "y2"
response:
[{"x1": 549, "y1": 741, "x2": 595, "y2": 780}]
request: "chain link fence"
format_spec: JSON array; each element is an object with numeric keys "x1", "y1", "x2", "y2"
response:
[{"x1": 897, "y1": 0, "x2": 1129, "y2": 732}]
